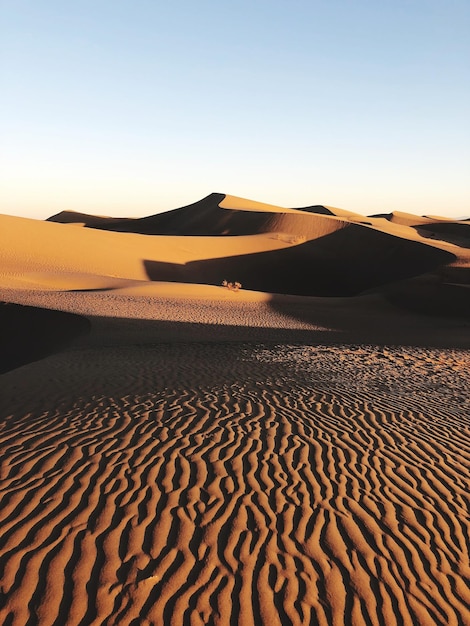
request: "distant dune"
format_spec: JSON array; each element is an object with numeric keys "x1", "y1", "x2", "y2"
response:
[
  {"x1": 1, "y1": 193, "x2": 469, "y2": 625},
  {"x1": 1, "y1": 191, "x2": 469, "y2": 367},
  {"x1": 2, "y1": 193, "x2": 469, "y2": 300}
]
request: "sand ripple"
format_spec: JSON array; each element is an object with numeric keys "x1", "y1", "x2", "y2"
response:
[{"x1": 1, "y1": 344, "x2": 469, "y2": 625}]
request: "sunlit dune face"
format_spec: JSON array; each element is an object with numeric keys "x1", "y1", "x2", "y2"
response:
[{"x1": 0, "y1": 193, "x2": 468, "y2": 305}]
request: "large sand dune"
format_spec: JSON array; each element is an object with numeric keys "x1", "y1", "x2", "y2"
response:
[
  {"x1": 2, "y1": 193, "x2": 469, "y2": 299},
  {"x1": 1, "y1": 193, "x2": 469, "y2": 625}
]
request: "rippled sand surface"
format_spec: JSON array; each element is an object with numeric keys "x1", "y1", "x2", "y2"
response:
[{"x1": 1, "y1": 343, "x2": 469, "y2": 625}]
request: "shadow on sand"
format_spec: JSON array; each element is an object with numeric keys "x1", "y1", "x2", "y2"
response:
[
  {"x1": 0, "y1": 303, "x2": 91, "y2": 374},
  {"x1": 143, "y1": 226, "x2": 455, "y2": 297}
]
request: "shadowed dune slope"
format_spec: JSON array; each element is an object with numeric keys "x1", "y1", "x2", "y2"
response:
[
  {"x1": 47, "y1": 193, "x2": 347, "y2": 237},
  {"x1": 2, "y1": 192, "x2": 468, "y2": 305},
  {"x1": 372, "y1": 211, "x2": 470, "y2": 248},
  {"x1": 372, "y1": 211, "x2": 440, "y2": 226},
  {"x1": 44, "y1": 210, "x2": 131, "y2": 229},
  {"x1": 415, "y1": 222, "x2": 470, "y2": 249},
  {"x1": 47, "y1": 193, "x2": 230, "y2": 234},
  {"x1": 2, "y1": 207, "x2": 455, "y2": 297},
  {"x1": 2, "y1": 287, "x2": 469, "y2": 348},
  {"x1": 379, "y1": 274, "x2": 470, "y2": 318},
  {"x1": 144, "y1": 225, "x2": 455, "y2": 296},
  {"x1": 292, "y1": 204, "x2": 336, "y2": 216},
  {"x1": 0, "y1": 303, "x2": 90, "y2": 374},
  {"x1": 0, "y1": 212, "x2": 309, "y2": 290}
]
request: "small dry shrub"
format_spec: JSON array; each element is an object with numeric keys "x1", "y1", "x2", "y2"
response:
[{"x1": 222, "y1": 280, "x2": 242, "y2": 292}]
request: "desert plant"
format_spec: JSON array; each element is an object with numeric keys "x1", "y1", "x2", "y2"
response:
[{"x1": 222, "y1": 280, "x2": 242, "y2": 292}]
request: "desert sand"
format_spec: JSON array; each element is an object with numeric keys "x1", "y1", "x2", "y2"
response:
[{"x1": 1, "y1": 193, "x2": 469, "y2": 625}]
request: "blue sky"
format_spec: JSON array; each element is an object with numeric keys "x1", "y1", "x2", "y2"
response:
[{"x1": 1, "y1": 0, "x2": 469, "y2": 219}]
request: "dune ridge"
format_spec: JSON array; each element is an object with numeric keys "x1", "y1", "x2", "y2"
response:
[{"x1": 2, "y1": 193, "x2": 469, "y2": 302}]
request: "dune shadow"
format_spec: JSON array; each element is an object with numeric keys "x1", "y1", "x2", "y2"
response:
[
  {"x1": 0, "y1": 303, "x2": 91, "y2": 374},
  {"x1": 380, "y1": 274, "x2": 470, "y2": 317},
  {"x1": 143, "y1": 225, "x2": 456, "y2": 297},
  {"x1": 48, "y1": 194, "x2": 284, "y2": 236},
  {"x1": 75, "y1": 302, "x2": 470, "y2": 351},
  {"x1": 414, "y1": 223, "x2": 470, "y2": 248},
  {"x1": 267, "y1": 294, "x2": 470, "y2": 348},
  {"x1": 47, "y1": 194, "x2": 341, "y2": 237},
  {"x1": 438, "y1": 265, "x2": 470, "y2": 285},
  {"x1": 78, "y1": 316, "x2": 347, "y2": 346},
  {"x1": 291, "y1": 205, "x2": 335, "y2": 216}
]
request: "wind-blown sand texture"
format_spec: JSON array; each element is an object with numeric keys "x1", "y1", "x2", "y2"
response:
[{"x1": 1, "y1": 194, "x2": 469, "y2": 625}]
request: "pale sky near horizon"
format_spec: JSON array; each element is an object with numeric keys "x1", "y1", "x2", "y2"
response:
[{"x1": 1, "y1": 0, "x2": 469, "y2": 219}]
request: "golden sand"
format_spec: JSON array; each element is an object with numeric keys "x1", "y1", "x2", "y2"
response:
[{"x1": 1, "y1": 194, "x2": 469, "y2": 625}]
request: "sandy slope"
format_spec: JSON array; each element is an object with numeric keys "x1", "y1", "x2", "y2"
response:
[
  {"x1": 1, "y1": 193, "x2": 469, "y2": 625},
  {"x1": 2, "y1": 193, "x2": 469, "y2": 299},
  {"x1": 0, "y1": 212, "x2": 297, "y2": 290}
]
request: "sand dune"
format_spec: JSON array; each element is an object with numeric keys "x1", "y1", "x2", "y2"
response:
[
  {"x1": 47, "y1": 193, "x2": 326, "y2": 235},
  {"x1": 1, "y1": 193, "x2": 469, "y2": 625},
  {"x1": 2, "y1": 193, "x2": 469, "y2": 300}
]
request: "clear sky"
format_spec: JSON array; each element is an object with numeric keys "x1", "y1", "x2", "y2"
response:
[{"x1": 1, "y1": 0, "x2": 469, "y2": 219}]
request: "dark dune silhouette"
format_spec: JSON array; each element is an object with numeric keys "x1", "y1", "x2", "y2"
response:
[
  {"x1": 48, "y1": 193, "x2": 344, "y2": 237},
  {"x1": 48, "y1": 193, "x2": 228, "y2": 234}
]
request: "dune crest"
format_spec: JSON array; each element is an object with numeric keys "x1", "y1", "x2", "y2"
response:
[{"x1": 2, "y1": 192, "x2": 469, "y2": 303}]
